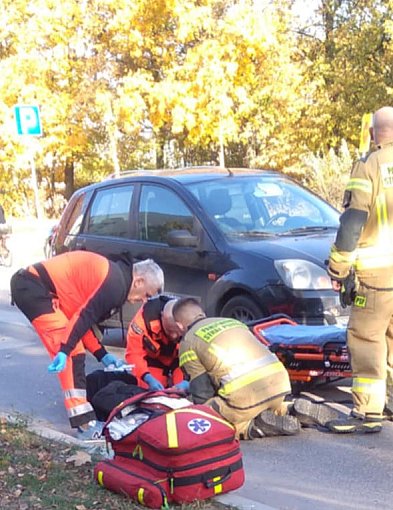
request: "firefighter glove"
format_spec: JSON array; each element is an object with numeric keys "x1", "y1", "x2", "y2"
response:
[
  {"x1": 101, "y1": 353, "x2": 125, "y2": 368},
  {"x1": 174, "y1": 380, "x2": 190, "y2": 392},
  {"x1": 48, "y1": 352, "x2": 67, "y2": 373},
  {"x1": 339, "y1": 269, "x2": 357, "y2": 308},
  {"x1": 143, "y1": 373, "x2": 164, "y2": 391}
]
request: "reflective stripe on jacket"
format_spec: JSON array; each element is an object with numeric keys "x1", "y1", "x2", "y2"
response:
[{"x1": 180, "y1": 317, "x2": 291, "y2": 410}]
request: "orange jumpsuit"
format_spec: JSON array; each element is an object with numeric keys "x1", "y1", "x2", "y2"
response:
[
  {"x1": 125, "y1": 296, "x2": 184, "y2": 389},
  {"x1": 10, "y1": 250, "x2": 133, "y2": 428}
]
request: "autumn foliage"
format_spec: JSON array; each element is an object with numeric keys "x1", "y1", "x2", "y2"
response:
[{"x1": 0, "y1": 0, "x2": 392, "y2": 216}]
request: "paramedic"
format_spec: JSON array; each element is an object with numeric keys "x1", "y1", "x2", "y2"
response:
[
  {"x1": 172, "y1": 297, "x2": 338, "y2": 440},
  {"x1": 327, "y1": 106, "x2": 393, "y2": 434},
  {"x1": 125, "y1": 295, "x2": 188, "y2": 391},
  {"x1": 86, "y1": 295, "x2": 188, "y2": 404},
  {"x1": 10, "y1": 251, "x2": 164, "y2": 441}
]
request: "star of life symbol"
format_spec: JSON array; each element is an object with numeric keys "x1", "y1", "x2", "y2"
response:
[{"x1": 187, "y1": 418, "x2": 211, "y2": 434}]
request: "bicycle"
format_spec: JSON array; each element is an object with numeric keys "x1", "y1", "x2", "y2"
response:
[{"x1": 0, "y1": 224, "x2": 12, "y2": 267}]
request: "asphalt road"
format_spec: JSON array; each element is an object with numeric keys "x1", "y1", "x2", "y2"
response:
[{"x1": 1, "y1": 223, "x2": 393, "y2": 510}]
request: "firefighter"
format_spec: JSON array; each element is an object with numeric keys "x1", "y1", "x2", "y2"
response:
[
  {"x1": 327, "y1": 106, "x2": 393, "y2": 434},
  {"x1": 172, "y1": 297, "x2": 338, "y2": 440},
  {"x1": 125, "y1": 295, "x2": 188, "y2": 391},
  {"x1": 10, "y1": 251, "x2": 164, "y2": 441}
]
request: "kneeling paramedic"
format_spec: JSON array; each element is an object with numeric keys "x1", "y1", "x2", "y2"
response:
[
  {"x1": 172, "y1": 298, "x2": 338, "y2": 439},
  {"x1": 86, "y1": 295, "x2": 188, "y2": 417},
  {"x1": 10, "y1": 251, "x2": 164, "y2": 441}
]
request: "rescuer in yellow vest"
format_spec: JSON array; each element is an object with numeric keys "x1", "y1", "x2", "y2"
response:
[
  {"x1": 327, "y1": 106, "x2": 393, "y2": 433},
  {"x1": 173, "y1": 298, "x2": 339, "y2": 439}
]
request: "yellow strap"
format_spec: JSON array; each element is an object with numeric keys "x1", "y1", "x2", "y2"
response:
[
  {"x1": 166, "y1": 412, "x2": 178, "y2": 448},
  {"x1": 97, "y1": 470, "x2": 104, "y2": 486},
  {"x1": 219, "y1": 361, "x2": 283, "y2": 396},
  {"x1": 376, "y1": 194, "x2": 388, "y2": 228},
  {"x1": 213, "y1": 476, "x2": 223, "y2": 494},
  {"x1": 137, "y1": 487, "x2": 145, "y2": 504}
]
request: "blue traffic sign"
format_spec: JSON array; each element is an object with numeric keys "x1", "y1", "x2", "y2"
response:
[{"x1": 14, "y1": 105, "x2": 42, "y2": 136}]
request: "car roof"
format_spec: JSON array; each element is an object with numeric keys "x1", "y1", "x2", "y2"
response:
[{"x1": 78, "y1": 166, "x2": 286, "y2": 192}]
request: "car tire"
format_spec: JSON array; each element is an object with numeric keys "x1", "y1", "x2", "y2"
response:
[{"x1": 221, "y1": 295, "x2": 264, "y2": 323}]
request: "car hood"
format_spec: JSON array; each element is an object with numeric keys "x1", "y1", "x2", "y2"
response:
[{"x1": 229, "y1": 231, "x2": 336, "y2": 266}]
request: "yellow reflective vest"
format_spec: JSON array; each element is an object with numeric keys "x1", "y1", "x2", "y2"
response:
[
  {"x1": 329, "y1": 141, "x2": 393, "y2": 287},
  {"x1": 179, "y1": 317, "x2": 291, "y2": 410}
]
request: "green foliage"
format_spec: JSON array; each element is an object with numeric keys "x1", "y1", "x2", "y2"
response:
[{"x1": 298, "y1": 140, "x2": 354, "y2": 210}]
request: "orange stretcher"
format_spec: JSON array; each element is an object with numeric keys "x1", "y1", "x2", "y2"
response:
[{"x1": 249, "y1": 314, "x2": 351, "y2": 390}]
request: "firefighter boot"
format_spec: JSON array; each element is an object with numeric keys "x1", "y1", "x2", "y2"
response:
[
  {"x1": 327, "y1": 411, "x2": 382, "y2": 434},
  {"x1": 249, "y1": 410, "x2": 301, "y2": 438},
  {"x1": 292, "y1": 398, "x2": 339, "y2": 428},
  {"x1": 383, "y1": 407, "x2": 393, "y2": 421}
]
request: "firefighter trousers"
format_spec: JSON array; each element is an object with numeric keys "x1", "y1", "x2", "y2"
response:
[
  {"x1": 208, "y1": 394, "x2": 287, "y2": 440},
  {"x1": 10, "y1": 269, "x2": 96, "y2": 428},
  {"x1": 347, "y1": 282, "x2": 393, "y2": 416}
]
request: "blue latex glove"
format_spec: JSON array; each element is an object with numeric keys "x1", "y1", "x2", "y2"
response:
[
  {"x1": 101, "y1": 353, "x2": 125, "y2": 368},
  {"x1": 174, "y1": 380, "x2": 190, "y2": 392},
  {"x1": 48, "y1": 352, "x2": 67, "y2": 373},
  {"x1": 143, "y1": 373, "x2": 164, "y2": 391}
]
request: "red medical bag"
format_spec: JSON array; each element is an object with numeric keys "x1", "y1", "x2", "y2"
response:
[{"x1": 94, "y1": 390, "x2": 244, "y2": 508}]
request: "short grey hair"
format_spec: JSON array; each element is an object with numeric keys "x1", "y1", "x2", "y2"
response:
[{"x1": 133, "y1": 259, "x2": 164, "y2": 293}]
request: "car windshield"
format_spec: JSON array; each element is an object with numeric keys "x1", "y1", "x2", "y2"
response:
[{"x1": 186, "y1": 175, "x2": 340, "y2": 236}]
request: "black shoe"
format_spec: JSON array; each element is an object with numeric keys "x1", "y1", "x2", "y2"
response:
[
  {"x1": 292, "y1": 398, "x2": 339, "y2": 428},
  {"x1": 252, "y1": 410, "x2": 300, "y2": 437},
  {"x1": 383, "y1": 407, "x2": 393, "y2": 421},
  {"x1": 328, "y1": 413, "x2": 382, "y2": 434}
]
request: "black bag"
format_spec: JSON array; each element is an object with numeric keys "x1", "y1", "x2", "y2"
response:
[{"x1": 86, "y1": 370, "x2": 144, "y2": 421}]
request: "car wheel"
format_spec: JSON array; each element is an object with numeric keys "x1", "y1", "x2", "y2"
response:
[{"x1": 220, "y1": 295, "x2": 264, "y2": 323}]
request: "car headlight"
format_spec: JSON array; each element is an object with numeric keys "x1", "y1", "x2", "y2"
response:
[{"x1": 274, "y1": 259, "x2": 332, "y2": 290}]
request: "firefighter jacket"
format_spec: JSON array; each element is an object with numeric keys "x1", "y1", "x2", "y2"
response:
[
  {"x1": 179, "y1": 317, "x2": 291, "y2": 410},
  {"x1": 125, "y1": 296, "x2": 183, "y2": 386},
  {"x1": 27, "y1": 250, "x2": 132, "y2": 359},
  {"x1": 328, "y1": 141, "x2": 393, "y2": 288}
]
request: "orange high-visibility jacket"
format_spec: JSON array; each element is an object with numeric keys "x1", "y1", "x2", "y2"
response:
[
  {"x1": 28, "y1": 251, "x2": 132, "y2": 358},
  {"x1": 125, "y1": 296, "x2": 183, "y2": 387}
]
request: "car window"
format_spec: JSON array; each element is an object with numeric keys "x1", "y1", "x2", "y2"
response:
[
  {"x1": 55, "y1": 193, "x2": 86, "y2": 247},
  {"x1": 138, "y1": 185, "x2": 194, "y2": 243},
  {"x1": 86, "y1": 185, "x2": 133, "y2": 238},
  {"x1": 187, "y1": 176, "x2": 339, "y2": 234}
]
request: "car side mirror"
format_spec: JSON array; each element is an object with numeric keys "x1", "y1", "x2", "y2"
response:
[{"x1": 167, "y1": 229, "x2": 198, "y2": 248}]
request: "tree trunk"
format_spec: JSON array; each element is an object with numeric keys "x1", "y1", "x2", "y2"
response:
[{"x1": 64, "y1": 158, "x2": 74, "y2": 200}]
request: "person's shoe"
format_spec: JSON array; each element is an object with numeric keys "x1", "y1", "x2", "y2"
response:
[
  {"x1": 292, "y1": 398, "x2": 339, "y2": 428},
  {"x1": 383, "y1": 407, "x2": 393, "y2": 422},
  {"x1": 327, "y1": 412, "x2": 382, "y2": 434},
  {"x1": 251, "y1": 410, "x2": 301, "y2": 437},
  {"x1": 76, "y1": 420, "x2": 105, "y2": 442}
]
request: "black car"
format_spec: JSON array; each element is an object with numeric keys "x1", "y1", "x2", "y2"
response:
[{"x1": 53, "y1": 167, "x2": 347, "y2": 326}]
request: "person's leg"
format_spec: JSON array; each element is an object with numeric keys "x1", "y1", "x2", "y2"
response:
[
  {"x1": 291, "y1": 398, "x2": 339, "y2": 428},
  {"x1": 11, "y1": 269, "x2": 99, "y2": 435},
  {"x1": 208, "y1": 395, "x2": 300, "y2": 439},
  {"x1": 32, "y1": 310, "x2": 96, "y2": 429},
  {"x1": 329, "y1": 285, "x2": 393, "y2": 433},
  {"x1": 385, "y1": 310, "x2": 393, "y2": 417}
]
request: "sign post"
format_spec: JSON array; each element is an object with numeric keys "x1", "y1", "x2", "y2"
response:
[{"x1": 14, "y1": 105, "x2": 43, "y2": 219}]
